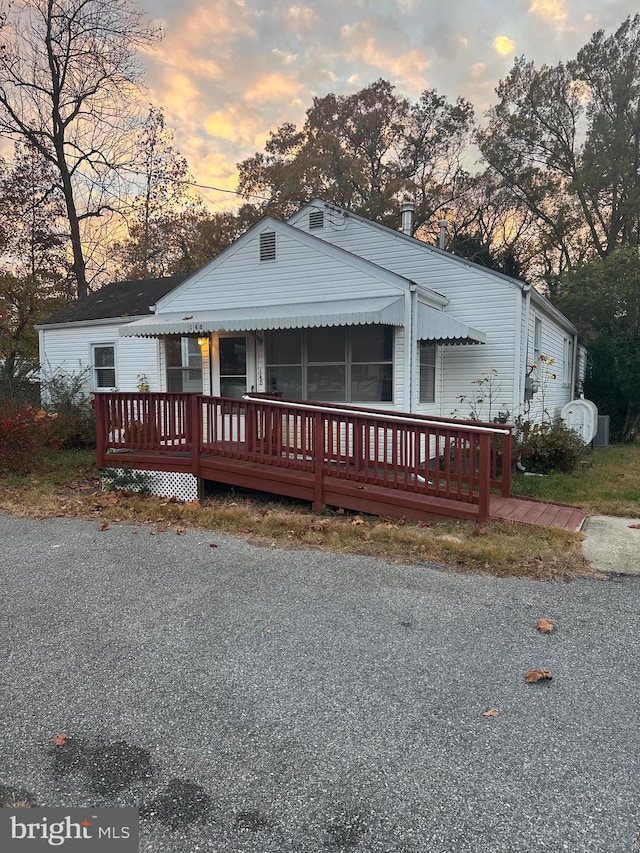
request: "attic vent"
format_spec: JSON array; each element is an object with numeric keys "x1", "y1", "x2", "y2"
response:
[
  {"x1": 309, "y1": 210, "x2": 324, "y2": 229},
  {"x1": 260, "y1": 230, "x2": 277, "y2": 261}
]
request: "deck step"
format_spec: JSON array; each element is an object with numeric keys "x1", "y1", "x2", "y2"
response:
[{"x1": 490, "y1": 496, "x2": 585, "y2": 531}]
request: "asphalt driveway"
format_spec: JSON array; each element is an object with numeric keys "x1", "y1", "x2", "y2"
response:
[{"x1": 1, "y1": 513, "x2": 638, "y2": 852}]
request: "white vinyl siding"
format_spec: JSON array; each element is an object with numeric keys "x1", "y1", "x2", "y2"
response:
[
  {"x1": 156, "y1": 227, "x2": 411, "y2": 314},
  {"x1": 525, "y1": 312, "x2": 570, "y2": 422},
  {"x1": 290, "y1": 210, "x2": 522, "y2": 420},
  {"x1": 39, "y1": 320, "x2": 161, "y2": 396}
]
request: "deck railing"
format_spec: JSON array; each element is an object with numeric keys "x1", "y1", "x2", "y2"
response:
[{"x1": 94, "y1": 392, "x2": 513, "y2": 520}]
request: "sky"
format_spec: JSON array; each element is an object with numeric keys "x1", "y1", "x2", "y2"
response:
[{"x1": 138, "y1": 0, "x2": 639, "y2": 211}]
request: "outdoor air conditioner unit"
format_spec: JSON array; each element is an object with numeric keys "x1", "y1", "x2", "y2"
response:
[{"x1": 593, "y1": 415, "x2": 610, "y2": 448}]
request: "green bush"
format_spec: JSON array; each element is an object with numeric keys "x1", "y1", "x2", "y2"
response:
[
  {"x1": 41, "y1": 369, "x2": 95, "y2": 449},
  {"x1": 514, "y1": 420, "x2": 590, "y2": 474}
]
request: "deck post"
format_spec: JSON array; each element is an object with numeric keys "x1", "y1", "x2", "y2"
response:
[
  {"x1": 478, "y1": 432, "x2": 491, "y2": 520},
  {"x1": 93, "y1": 394, "x2": 106, "y2": 467},
  {"x1": 313, "y1": 411, "x2": 325, "y2": 512},
  {"x1": 189, "y1": 394, "x2": 201, "y2": 477},
  {"x1": 501, "y1": 429, "x2": 512, "y2": 496}
]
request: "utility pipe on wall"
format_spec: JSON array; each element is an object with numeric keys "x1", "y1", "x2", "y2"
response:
[{"x1": 521, "y1": 285, "x2": 532, "y2": 408}]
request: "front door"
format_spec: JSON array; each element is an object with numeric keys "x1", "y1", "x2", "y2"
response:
[{"x1": 219, "y1": 336, "x2": 247, "y2": 399}]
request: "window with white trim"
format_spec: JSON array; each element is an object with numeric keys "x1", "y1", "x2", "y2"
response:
[
  {"x1": 265, "y1": 326, "x2": 393, "y2": 403},
  {"x1": 419, "y1": 342, "x2": 436, "y2": 403},
  {"x1": 92, "y1": 343, "x2": 116, "y2": 390},
  {"x1": 166, "y1": 337, "x2": 203, "y2": 392},
  {"x1": 533, "y1": 317, "x2": 542, "y2": 377},
  {"x1": 563, "y1": 337, "x2": 573, "y2": 387}
]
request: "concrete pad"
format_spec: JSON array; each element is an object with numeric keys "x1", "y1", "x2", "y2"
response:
[{"x1": 582, "y1": 515, "x2": 640, "y2": 575}]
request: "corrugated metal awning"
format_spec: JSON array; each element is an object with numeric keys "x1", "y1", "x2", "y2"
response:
[
  {"x1": 417, "y1": 303, "x2": 486, "y2": 345},
  {"x1": 119, "y1": 296, "x2": 406, "y2": 337}
]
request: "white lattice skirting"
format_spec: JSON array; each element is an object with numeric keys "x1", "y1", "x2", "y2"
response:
[{"x1": 101, "y1": 468, "x2": 200, "y2": 502}]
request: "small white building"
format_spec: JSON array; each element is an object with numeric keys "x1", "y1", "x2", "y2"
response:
[{"x1": 38, "y1": 200, "x2": 586, "y2": 425}]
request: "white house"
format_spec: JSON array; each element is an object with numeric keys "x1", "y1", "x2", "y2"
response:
[{"x1": 38, "y1": 200, "x2": 587, "y2": 425}]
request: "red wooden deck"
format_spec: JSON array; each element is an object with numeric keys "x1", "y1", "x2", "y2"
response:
[{"x1": 92, "y1": 393, "x2": 582, "y2": 529}]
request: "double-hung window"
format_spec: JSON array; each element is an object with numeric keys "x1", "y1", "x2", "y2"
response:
[
  {"x1": 419, "y1": 342, "x2": 436, "y2": 403},
  {"x1": 92, "y1": 344, "x2": 116, "y2": 390},
  {"x1": 166, "y1": 337, "x2": 203, "y2": 392},
  {"x1": 533, "y1": 318, "x2": 542, "y2": 377}
]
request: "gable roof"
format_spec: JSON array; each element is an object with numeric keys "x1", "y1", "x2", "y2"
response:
[
  {"x1": 153, "y1": 215, "x2": 448, "y2": 313},
  {"x1": 37, "y1": 275, "x2": 189, "y2": 326},
  {"x1": 293, "y1": 200, "x2": 579, "y2": 335}
]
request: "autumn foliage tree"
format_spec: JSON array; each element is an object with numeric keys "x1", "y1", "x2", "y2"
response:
[
  {"x1": 478, "y1": 15, "x2": 640, "y2": 285},
  {"x1": 238, "y1": 79, "x2": 475, "y2": 238}
]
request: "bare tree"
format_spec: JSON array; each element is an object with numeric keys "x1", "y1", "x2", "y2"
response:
[
  {"x1": 0, "y1": 0, "x2": 161, "y2": 297},
  {"x1": 114, "y1": 106, "x2": 209, "y2": 279}
]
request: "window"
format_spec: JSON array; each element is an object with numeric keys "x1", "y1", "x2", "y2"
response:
[
  {"x1": 166, "y1": 337, "x2": 203, "y2": 392},
  {"x1": 266, "y1": 326, "x2": 393, "y2": 403},
  {"x1": 563, "y1": 338, "x2": 573, "y2": 387},
  {"x1": 419, "y1": 342, "x2": 436, "y2": 403},
  {"x1": 533, "y1": 317, "x2": 542, "y2": 377},
  {"x1": 92, "y1": 344, "x2": 116, "y2": 389},
  {"x1": 259, "y1": 230, "x2": 276, "y2": 261}
]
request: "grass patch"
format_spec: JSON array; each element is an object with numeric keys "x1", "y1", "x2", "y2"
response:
[
  {"x1": 512, "y1": 444, "x2": 640, "y2": 516},
  {"x1": 0, "y1": 448, "x2": 595, "y2": 581}
]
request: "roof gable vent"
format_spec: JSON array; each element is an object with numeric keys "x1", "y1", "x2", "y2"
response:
[
  {"x1": 259, "y1": 230, "x2": 277, "y2": 261},
  {"x1": 309, "y1": 209, "x2": 324, "y2": 230}
]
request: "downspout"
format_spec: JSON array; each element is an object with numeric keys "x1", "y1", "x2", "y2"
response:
[
  {"x1": 521, "y1": 285, "x2": 532, "y2": 411},
  {"x1": 410, "y1": 286, "x2": 418, "y2": 413},
  {"x1": 571, "y1": 333, "x2": 579, "y2": 397}
]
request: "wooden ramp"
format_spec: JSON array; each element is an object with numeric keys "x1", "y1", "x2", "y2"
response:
[{"x1": 490, "y1": 496, "x2": 586, "y2": 531}]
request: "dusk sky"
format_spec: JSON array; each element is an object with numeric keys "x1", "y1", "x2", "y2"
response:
[{"x1": 138, "y1": 0, "x2": 639, "y2": 210}]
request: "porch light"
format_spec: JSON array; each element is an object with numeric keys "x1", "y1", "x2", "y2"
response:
[{"x1": 197, "y1": 336, "x2": 209, "y2": 349}]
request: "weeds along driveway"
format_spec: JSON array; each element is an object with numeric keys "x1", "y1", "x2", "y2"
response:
[{"x1": 0, "y1": 513, "x2": 638, "y2": 853}]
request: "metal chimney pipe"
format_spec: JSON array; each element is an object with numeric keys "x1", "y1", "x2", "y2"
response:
[
  {"x1": 401, "y1": 199, "x2": 415, "y2": 236},
  {"x1": 438, "y1": 219, "x2": 447, "y2": 250}
]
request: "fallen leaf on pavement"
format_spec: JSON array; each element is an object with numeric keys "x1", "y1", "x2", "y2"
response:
[
  {"x1": 175, "y1": 527, "x2": 186, "y2": 535},
  {"x1": 52, "y1": 734, "x2": 68, "y2": 746},
  {"x1": 536, "y1": 617, "x2": 554, "y2": 633},
  {"x1": 482, "y1": 708, "x2": 499, "y2": 717},
  {"x1": 628, "y1": 522, "x2": 640, "y2": 529},
  {"x1": 525, "y1": 669, "x2": 552, "y2": 683},
  {"x1": 209, "y1": 542, "x2": 218, "y2": 548},
  {"x1": 99, "y1": 520, "x2": 110, "y2": 531}
]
